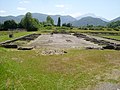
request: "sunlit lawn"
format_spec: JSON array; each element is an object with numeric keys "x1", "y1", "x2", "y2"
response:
[
  {"x1": 0, "y1": 31, "x2": 33, "y2": 42},
  {"x1": 102, "y1": 35, "x2": 120, "y2": 40},
  {"x1": 0, "y1": 47, "x2": 120, "y2": 90}
]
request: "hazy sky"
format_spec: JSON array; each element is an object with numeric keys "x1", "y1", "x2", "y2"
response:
[{"x1": 0, "y1": 0, "x2": 120, "y2": 20}]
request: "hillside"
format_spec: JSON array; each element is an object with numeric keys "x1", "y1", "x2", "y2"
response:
[
  {"x1": 0, "y1": 13, "x2": 76, "y2": 24},
  {"x1": 111, "y1": 17, "x2": 120, "y2": 22},
  {"x1": 76, "y1": 13, "x2": 109, "y2": 22},
  {"x1": 72, "y1": 17, "x2": 108, "y2": 27},
  {"x1": 0, "y1": 15, "x2": 24, "y2": 23},
  {"x1": 1, "y1": 13, "x2": 120, "y2": 26}
]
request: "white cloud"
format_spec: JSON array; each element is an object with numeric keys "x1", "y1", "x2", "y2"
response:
[
  {"x1": 66, "y1": 7, "x2": 69, "y2": 10},
  {"x1": 0, "y1": 10, "x2": 6, "y2": 13},
  {"x1": 69, "y1": 12, "x2": 82, "y2": 18},
  {"x1": 19, "y1": 0, "x2": 30, "y2": 4},
  {"x1": 55, "y1": 5, "x2": 65, "y2": 8},
  {"x1": 17, "y1": 7, "x2": 26, "y2": 11},
  {"x1": 46, "y1": 11, "x2": 65, "y2": 15}
]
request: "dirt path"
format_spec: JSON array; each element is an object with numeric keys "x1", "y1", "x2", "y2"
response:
[{"x1": 28, "y1": 34, "x2": 101, "y2": 49}]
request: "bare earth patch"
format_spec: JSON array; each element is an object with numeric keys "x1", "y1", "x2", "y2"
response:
[
  {"x1": 28, "y1": 34, "x2": 101, "y2": 49},
  {"x1": 93, "y1": 82, "x2": 120, "y2": 90}
]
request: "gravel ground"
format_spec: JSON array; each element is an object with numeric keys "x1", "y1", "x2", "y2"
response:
[
  {"x1": 93, "y1": 82, "x2": 120, "y2": 90},
  {"x1": 28, "y1": 34, "x2": 101, "y2": 49}
]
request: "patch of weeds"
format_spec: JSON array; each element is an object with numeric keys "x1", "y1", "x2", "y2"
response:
[
  {"x1": 107, "y1": 79, "x2": 119, "y2": 84},
  {"x1": 0, "y1": 47, "x2": 7, "y2": 52}
]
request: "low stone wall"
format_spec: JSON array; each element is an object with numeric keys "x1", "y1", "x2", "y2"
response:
[
  {"x1": 101, "y1": 36, "x2": 120, "y2": 42},
  {"x1": 18, "y1": 47, "x2": 33, "y2": 50},
  {"x1": 1, "y1": 44, "x2": 18, "y2": 48},
  {"x1": 0, "y1": 33, "x2": 41, "y2": 45},
  {"x1": 73, "y1": 33, "x2": 120, "y2": 50},
  {"x1": 0, "y1": 33, "x2": 41, "y2": 49}
]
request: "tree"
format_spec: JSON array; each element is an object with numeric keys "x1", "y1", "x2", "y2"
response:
[
  {"x1": 57, "y1": 17, "x2": 61, "y2": 27},
  {"x1": 107, "y1": 21, "x2": 120, "y2": 28},
  {"x1": 62, "y1": 23, "x2": 72, "y2": 28},
  {"x1": 20, "y1": 12, "x2": 39, "y2": 31},
  {"x1": 46, "y1": 16, "x2": 54, "y2": 25},
  {"x1": 0, "y1": 23, "x2": 4, "y2": 30},
  {"x1": 62, "y1": 23, "x2": 67, "y2": 27},
  {"x1": 20, "y1": 12, "x2": 33, "y2": 30},
  {"x1": 3, "y1": 20, "x2": 17, "y2": 30},
  {"x1": 66, "y1": 23, "x2": 72, "y2": 27}
]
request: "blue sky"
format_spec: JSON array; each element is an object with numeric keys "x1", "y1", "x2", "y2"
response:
[{"x1": 0, "y1": 0, "x2": 120, "y2": 20}]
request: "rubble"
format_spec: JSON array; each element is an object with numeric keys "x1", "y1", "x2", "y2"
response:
[{"x1": 41, "y1": 49, "x2": 67, "y2": 55}]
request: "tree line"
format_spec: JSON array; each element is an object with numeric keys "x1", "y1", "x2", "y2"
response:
[
  {"x1": 107, "y1": 21, "x2": 120, "y2": 29},
  {"x1": 0, "y1": 12, "x2": 120, "y2": 31},
  {"x1": 0, "y1": 12, "x2": 65, "y2": 31},
  {"x1": 78, "y1": 21, "x2": 120, "y2": 31}
]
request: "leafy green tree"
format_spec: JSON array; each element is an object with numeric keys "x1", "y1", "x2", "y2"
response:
[
  {"x1": 66, "y1": 23, "x2": 72, "y2": 27},
  {"x1": 20, "y1": 12, "x2": 32, "y2": 30},
  {"x1": 107, "y1": 21, "x2": 120, "y2": 28},
  {"x1": 3, "y1": 20, "x2": 17, "y2": 30},
  {"x1": 62, "y1": 23, "x2": 72, "y2": 27},
  {"x1": 18, "y1": 22, "x2": 24, "y2": 28},
  {"x1": 0, "y1": 23, "x2": 3, "y2": 30},
  {"x1": 46, "y1": 16, "x2": 54, "y2": 25},
  {"x1": 32, "y1": 18, "x2": 40, "y2": 28},
  {"x1": 57, "y1": 17, "x2": 61, "y2": 27},
  {"x1": 62, "y1": 23, "x2": 67, "y2": 27},
  {"x1": 20, "y1": 12, "x2": 39, "y2": 31}
]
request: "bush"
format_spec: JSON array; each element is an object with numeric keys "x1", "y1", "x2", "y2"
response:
[
  {"x1": 3, "y1": 20, "x2": 17, "y2": 30},
  {"x1": 44, "y1": 26, "x2": 53, "y2": 30},
  {"x1": 60, "y1": 29, "x2": 67, "y2": 34},
  {"x1": 107, "y1": 28, "x2": 113, "y2": 31},
  {"x1": 114, "y1": 28, "x2": 119, "y2": 31},
  {"x1": 28, "y1": 26, "x2": 38, "y2": 31}
]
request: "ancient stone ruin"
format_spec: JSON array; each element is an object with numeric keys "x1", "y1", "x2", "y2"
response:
[{"x1": 41, "y1": 49, "x2": 67, "y2": 55}]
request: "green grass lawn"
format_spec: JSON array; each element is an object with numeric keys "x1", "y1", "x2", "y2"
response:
[
  {"x1": 0, "y1": 48, "x2": 120, "y2": 90},
  {"x1": 102, "y1": 35, "x2": 120, "y2": 40},
  {"x1": 37, "y1": 28, "x2": 120, "y2": 34},
  {"x1": 67, "y1": 29, "x2": 120, "y2": 33},
  {"x1": 0, "y1": 31, "x2": 34, "y2": 42},
  {"x1": 0, "y1": 30, "x2": 120, "y2": 89}
]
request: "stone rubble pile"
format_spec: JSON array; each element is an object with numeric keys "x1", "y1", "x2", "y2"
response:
[{"x1": 41, "y1": 49, "x2": 67, "y2": 55}]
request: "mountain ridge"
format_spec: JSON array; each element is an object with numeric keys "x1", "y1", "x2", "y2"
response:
[
  {"x1": 0, "y1": 13, "x2": 76, "y2": 24},
  {"x1": 72, "y1": 16, "x2": 108, "y2": 26},
  {"x1": 0, "y1": 13, "x2": 120, "y2": 26},
  {"x1": 76, "y1": 13, "x2": 109, "y2": 22},
  {"x1": 111, "y1": 17, "x2": 120, "y2": 22}
]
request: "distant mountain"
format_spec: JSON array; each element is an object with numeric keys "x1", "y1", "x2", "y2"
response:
[
  {"x1": 76, "y1": 13, "x2": 96, "y2": 20},
  {"x1": 111, "y1": 17, "x2": 120, "y2": 22},
  {"x1": 98, "y1": 17, "x2": 109, "y2": 22},
  {"x1": 1, "y1": 13, "x2": 119, "y2": 27},
  {"x1": 0, "y1": 13, "x2": 76, "y2": 24},
  {"x1": 0, "y1": 15, "x2": 24, "y2": 23},
  {"x1": 72, "y1": 17, "x2": 108, "y2": 27},
  {"x1": 32, "y1": 13, "x2": 76, "y2": 24},
  {"x1": 76, "y1": 13, "x2": 109, "y2": 22},
  {"x1": 50, "y1": 15, "x2": 76, "y2": 24}
]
